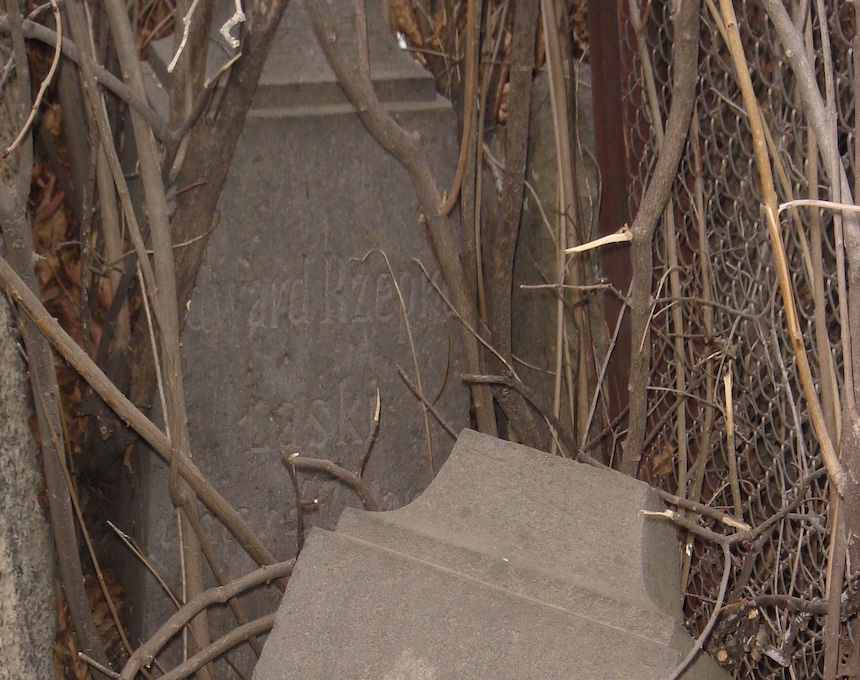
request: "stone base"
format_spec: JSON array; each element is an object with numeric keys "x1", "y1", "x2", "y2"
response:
[{"x1": 254, "y1": 430, "x2": 730, "y2": 680}]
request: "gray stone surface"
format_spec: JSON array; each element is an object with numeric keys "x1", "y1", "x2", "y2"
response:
[
  {"x1": 511, "y1": 65, "x2": 603, "y2": 450},
  {"x1": 0, "y1": 290, "x2": 56, "y2": 680},
  {"x1": 119, "y1": 1, "x2": 467, "y2": 676},
  {"x1": 340, "y1": 428, "x2": 680, "y2": 618},
  {"x1": 253, "y1": 430, "x2": 730, "y2": 679}
]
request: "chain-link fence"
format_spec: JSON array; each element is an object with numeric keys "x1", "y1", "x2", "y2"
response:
[{"x1": 619, "y1": 1, "x2": 856, "y2": 676}]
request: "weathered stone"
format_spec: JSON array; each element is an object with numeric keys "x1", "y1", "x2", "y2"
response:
[
  {"x1": 117, "y1": 2, "x2": 467, "y2": 676},
  {"x1": 253, "y1": 430, "x2": 730, "y2": 679},
  {"x1": 0, "y1": 287, "x2": 56, "y2": 680},
  {"x1": 510, "y1": 65, "x2": 604, "y2": 451}
]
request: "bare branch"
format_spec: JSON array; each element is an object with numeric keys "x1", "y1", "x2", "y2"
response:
[
  {"x1": 2, "y1": 1, "x2": 60, "y2": 158},
  {"x1": 156, "y1": 615, "x2": 273, "y2": 680},
  {"x1": 621, "y1": 0, "x2": 700, "y2": 475},
  {"x1": 0, "y1": 255, "x2": 283, "y2": 581},
  {"x1": 0, "y1": 16, "x2": 172, "y2": 141},
  {"x1": 119, "y1": 561, "x2": 294, "y2": 680},
  {"x1": 285, "y1": 454, "x2": 380, "y2": 512}
]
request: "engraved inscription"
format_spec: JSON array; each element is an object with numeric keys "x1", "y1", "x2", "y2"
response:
[
  {"x1": 237, "y1": 377, "x2": 372, "y2": 456},
  {"x1": 375, "y1": 273, "x2": 395, "y2": 321},
  {"x1": 188, "y1": 252, "x2": 447, "y2": 334},
  {"x1": 321, "y1": 254, "x2": 347, "y2": 324}
]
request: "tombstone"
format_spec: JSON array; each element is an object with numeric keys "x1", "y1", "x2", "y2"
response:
[
  {"x1": 511, "y1": 65, "x2": 602, "y2": 454},
  {"x1": 118, "y1": 2, "x2": 468, "y2": 676},
  {"x1": 253, "y1": 430, "x2": 730, "y2": 679}
]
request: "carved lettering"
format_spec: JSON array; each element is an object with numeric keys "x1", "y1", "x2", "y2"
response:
[
  {"x1": 276, "y1": 401, "x2": 296, "y2": 450},
  {"x1": 336, "y1": 379, "x2": 364, "y2": 445},
  {"x1": 249, "y1": 284, "x2": 269, "y2": 330},
  {"x1": 375, "y1": 273, "x2": 396, "y2": 321},
  {"x1": 308, "y1": 399, "x2": 331, "y2": 448},
  {"x1": 237, "y1": 380, "x2": 376, "y2": 456},
  {"x1": 190, "y1": 253, "x2": 451, "y2": 334},
  {"x1": 288, "y1": 257, "x2": 311, "y2": 325},
  {"x1": 351, "y1": 272, "x2": 371, "y2": 323},
  {"x1": 322, "y1": 255, "x2": 347, "y2": 324},
  {"x1": 217, "y1": 289, "x2": 240, "y2": 328}
]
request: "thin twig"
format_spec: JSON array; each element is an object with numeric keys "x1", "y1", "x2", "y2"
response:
[
  {"x1": 108, "y1": 521, "x2": 183, "y2": 607},
  {"x1": 167, "y1": 0, "x2": 202, "y2": 72},
  {"x1": 358, "y1": 250, "x2": 434, "y2": 477},
  {"x1": 621, "y1": 0, "x2": 700, "y2": 475},
  {"x1": 779, "y1": 198, "x2": 860, "y2": 215},
  {"x1": 397, "y1": 366, "x2": 458, "y2": 439},
  {"x1": 652, "y1": 489, "x2": 751, "y2": 531},
  {"x1": 666, "y1": 542, "x2": 732, "y2": 679},
  {"x1": 105, "y1": 0, "x2": 214, "y2": 656},
  {"x1": 218, "y1": 0, "x2": 246, "y2": 49},
  {"x1": 801, "y1": 15, "x2": 841, "y2": 438},
  {"x1": 118, "y1": 562, "x2": 293, "y2": 680},
  {"x1": 540, "y1": 0, "x2": 576, "y2": 451},
  {"x1": 306, "y1": 0, "x2": 495, "y2": 434},
  {"x1": 156, "y1": 615, "x2": 274, "y2": 680},
  {"x1": 824, "y1": 496, "x2": 846, "y2": 680},
  {"x1": 565, "y1": 225, "x2": 632, "y2": 254},
  {"x1": 34, "y1": 388, "x2": 157, "y2": 677},
  {"x1": 78, "y1": 654, "x2": 121, "y2": 679},
  {"x1": 461, "y1": 373, "x2": 594, "y2": 466},
  {"x1": 630, "y1": 0, "x2": 690, "y2": 501},
  {"x1": 62, "y1": 0, "x2": 164, "y2": 340},
  {"x1": 0, "y1": 255, "x2": 284, "y2": 582},
  {"x1": 356, "y1": 389, "x2": 381, "y2": 477},
  {"x1": 648, "y1": 465, "x2": 825, "y2": 551},
  {"x1": 414, "y1": 258, "x2": 519, "y2": 380},
  {"x1": 3, "y1": 0, "x2": 60, "y2": 157},
  {"x1": 285, "y1": 454, "x2": 305, "y2": 555},
  {"x1": 439, "y1": 0, "x2": 476, "y2": 215},
  {"x1": 724, "y1": 363, "x2": 742, "y2": 520},
  {"x1": 719, "y1": 595, "x2": 828, "y2": 616},
  {"x1": 719, "y1": 0, "x2": 845, "y2": 495},
  {"x1": 0, "y1": 17, "x2": 172, "y2": 141},
  {"x1": 182, "y1": 505, "x2": 265, "y2": 659},
  {"x1": 286, "y1": 455, "x2": 380, "y2": 512},
  {"x1": 581, "y1": 284, "x2": 632, "y2": 450}
]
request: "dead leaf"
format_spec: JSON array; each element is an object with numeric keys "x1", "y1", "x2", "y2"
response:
[
  {"x1": 384, "y1": 0, "x2": 426, "y2": 63},
  {"x1": 650, "y1": 443, "x2": 676, "y2": 477},
  {"x1": 43, "y1": 102, "x2": 62, "y2": 138}
]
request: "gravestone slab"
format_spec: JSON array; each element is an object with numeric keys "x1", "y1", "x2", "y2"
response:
[
  {"x1": 511, "y1": 65, "x2": 602, "y2": 453},
  {"x1": 253, "y1": 430, "x2": 730, "y2": 679},
  {"x1": 119, "y1": 2, "x2": 467, "y2": 676}
]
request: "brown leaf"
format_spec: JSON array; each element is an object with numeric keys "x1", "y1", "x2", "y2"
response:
[
  {"x1": 43, "y1": 102, "x2": 62, "y2": 138},
  {"x1": 384, "y1": 0, "x2": 426, "y2": 63},
  {"x1": 33, "y1": 207, "x2": 68, "y2": 254},
  {"x1": 650, "y1": 443, "x2": 676, "y2": 477}
]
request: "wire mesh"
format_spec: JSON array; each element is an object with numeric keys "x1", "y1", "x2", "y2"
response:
[{"x1": 619, "y1": 1, "x2": 855, "y2": 676}]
